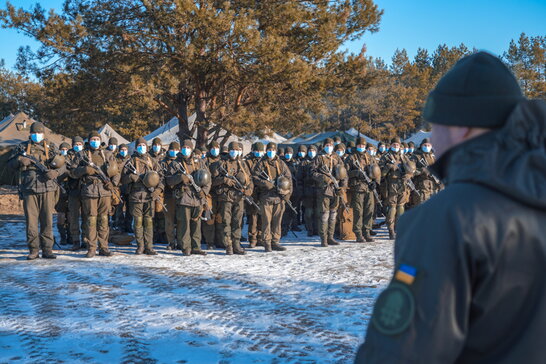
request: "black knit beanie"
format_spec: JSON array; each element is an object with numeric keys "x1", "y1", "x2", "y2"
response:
[{"x1": 423, "y1": 51, "x2": 524, "y2": 128}]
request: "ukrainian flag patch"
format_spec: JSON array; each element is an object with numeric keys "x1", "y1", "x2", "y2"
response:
[{"x1": 395, "y1": 264, "x2": 417, "y2": 285}]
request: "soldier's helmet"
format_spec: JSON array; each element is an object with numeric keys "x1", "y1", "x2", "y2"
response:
[
  {"x1": 106, "y1": 162, "x2": 119, "y2": 178},
  {"x1": 276, "y1": 175, "x2": 291, "y2": 196},
  {"x1": 402, "y1": 160, "x2": 416, "y2": 175},
  {"x1": 193, "y1": 168, "x2": 211, "y2": 187},
  {"x1": 50, "y1": 155, "x2": 66, "y2": 169},
  {"x1": 369, "y1": 164, "x2": 382, "y2": 183},
  {"x1": 334, "y1": 163, "x2": 348, "y2": 180},
  {"x1": 142, "y1": 171, "x2": 160, "y2": 188}
]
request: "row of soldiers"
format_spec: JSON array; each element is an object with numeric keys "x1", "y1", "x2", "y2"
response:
[{"x1": 10, "y1": 122, "x2": 440, "y2": 260}]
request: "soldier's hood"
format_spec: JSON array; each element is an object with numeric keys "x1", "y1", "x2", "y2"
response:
[{"x1": 432, "y1": 99, "x2": 546, "y2": 211}]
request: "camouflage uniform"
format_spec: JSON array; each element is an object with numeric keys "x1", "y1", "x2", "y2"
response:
[
  {"x1": 202, "y1": 141, "x2": 223, "y2": 249},
  {"x1": 8, "y1": 122, "x2": 59, "y2": 260},
  {"x1": 122, "y1": 138, "x2": 164, "y2": 255},
  {"x1": 252, "y1": 142, "x2": 292, "y2": 252},
  {"x1": 70, "y1": 132, "x2": 120, "y2": 257},
  {"x1": 164, "y1": 140, "x2": 211, "y2": 255},
  {"x1": 210, "y1": 142, "x2": 254, "y2": 255}
]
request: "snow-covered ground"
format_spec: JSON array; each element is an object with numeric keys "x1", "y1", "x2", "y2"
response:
[{"x1": 0, "y1": 215, "x2": 394, "y2": 364}]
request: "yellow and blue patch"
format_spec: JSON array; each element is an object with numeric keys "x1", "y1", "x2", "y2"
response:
[{"x1": 395, "y1": 264, "x2": 417, "y2": 285}]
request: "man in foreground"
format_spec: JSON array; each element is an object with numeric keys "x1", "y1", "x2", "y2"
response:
[{"x1": 355, "y1": 51, "x2": 545, "y2": 362}]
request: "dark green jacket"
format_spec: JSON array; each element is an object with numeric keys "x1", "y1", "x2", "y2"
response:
[{"x1": 356, "y1": 99, "x2": 546, "y2": 363}]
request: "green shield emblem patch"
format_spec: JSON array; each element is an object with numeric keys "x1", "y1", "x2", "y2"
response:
[{"x1": 371, "y1": 283, "x2": 415, "y2": 335}]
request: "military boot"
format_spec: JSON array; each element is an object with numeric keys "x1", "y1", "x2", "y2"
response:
[
  {"x1": 71, "y1": 240, "x2": 81, "y2": 251},
  {"x1": 248, "y1": 239, "x2": 257, "y2": 248},
  {"x1": 364, "y1": 230, "x2": 375, "y2": 243},
  {"x1": 145, "y1": 249, "x2": 158, "y2": 255},
  {"x1": 320, "y1": 237, "x2": 329, "y2": 247},
  {"x1": 233, "y1": 241, "x2": 246, "y2": 255},
  {"x1": 42, "y1": 249, "x2": 57, "y2": 259},
  {"x1": 355, "y1": 234, "x2": 365, "y2": 243},
  {"x1": 271, "y1": 242, "x2": 286, "y2": 251},
  {"x1": 191, "y1": 249, "x2": 207, "y2": 255},
  {"x1": 27, "y1": 250, "x2": 39, "y2": 260},
  {"x1": 99, "y1": 249, "x2": 113, "y2": 257},
  {"x1": 85, "y1": 249, "x2": 96, "y2": 258},
  {"x1": 264, "y1": 241, "x2": 272, "y2": 252},
  {"x1": 328, "y1": 238, "x2": 340, "y2": 246},
  {"x1": 388, "y1": 229, "x2": 396, "y2": 240},
  {"x1": 135, "y1": 244, "x2": 145, "y2": 255},
  {"x1": 225, "y1": 240, "x2": 234, "y2": 255}
]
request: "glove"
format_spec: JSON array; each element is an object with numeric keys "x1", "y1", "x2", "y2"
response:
[
  {"x1": 129, "y1": 173, "x2": 140, "y2": 183},
  {"x1": 244, "y1": 187, "x2": 253, "y2": 196},
  {"x1": 224, "y1": 177, "x2": 236, "y2": 187},
  {"x1": 368, "y1": 181, "x2": 377, "y2": 190},
  {"x1": 85, "y1": 166, "x2": 96, "y2": 175},
  {"x1": 180, "y1": 174, "x2": 191, "y2": 184},
  {"x1": 45, "y1": 170, "x2": 58, "y2": 180},
  {"x1": 18, "y1": 156, "x2": 32, "y2": 167},
  {"x1": 151, "y1": 188, "x2": 162, "y2": 199},
  {"x1": 104, "y1": 181, "x2": 114, "y2": 191},
  {"x1": 263, "y1": 180, "x2": 275, "y2": 190}
]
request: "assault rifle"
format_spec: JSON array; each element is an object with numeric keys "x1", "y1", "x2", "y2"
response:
[
  {"x1": 82, "y1": 154, "x2": 122, "y2": 203},
  {"x1": 16, "y1": 149, "x2": 66, "y2": 194},
  {"x1": 418, "y1": 157, "x2": 441, "y2": 186},
  {"x1": 353, "y1": 158, "x2": 383, "y2": 209},
  {"x1": 217, "y1": 164, "x2": 260, "y2": 210},
  {"x1": 386, "y1": 154, "x2": 422, "y2": 199},
  {"x1": 125, "y1": 161, "x2": 168, "y2": 213},
  {"x1": 316, "y1": 165, "x2": 349, "y2": 213},
  {"x1": 174, "y1": 161, "x2": 213, "y2": 219},
  {"x1": 259, "y1": 170, "x2": 298, "y2": 215}
]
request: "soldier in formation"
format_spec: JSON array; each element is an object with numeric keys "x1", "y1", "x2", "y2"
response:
[{"x1": 14, "y1": 125, "x2": 441, "y2": 260}]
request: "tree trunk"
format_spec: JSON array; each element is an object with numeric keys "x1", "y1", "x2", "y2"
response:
[
  {"x1": 195, "y1": 88, "x2": 208, "y2": 148},
  {"x1": 177, "y1": 82, "x2": 191, "y2": 143}
]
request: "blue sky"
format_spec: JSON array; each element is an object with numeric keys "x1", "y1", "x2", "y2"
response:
[{"x1": 0, "y1": 0, "x2": 545, "y2": 70}]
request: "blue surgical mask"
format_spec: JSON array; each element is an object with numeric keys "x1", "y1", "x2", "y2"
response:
[
  {"x1": 136, "y1": 145, "x2": 147, "y2": 155},
  {"x1": 168, "y1": 150, "x2": 178, "y2": 158},
  {"x1": 404, "y1": 148, "x2": 409, "y2": 154},
  {"x1": 201, "y1": 153, "x2": 207, "y2": 159},
  {"x1": 367, "y1": 149, "x2": 376, "y2": 156},
  {"x1": 356, "y1": 147, "x2": 365, "y2": 153},
  {"x1": 266, "y1": 150, "x2": 276, "y2": 159},
  {"x1": 73, "y1": 145, "x2": 83, "y2": 153},
  {"x1": 152, "y1": 145, "x2": 161, "y2": 153},
  {"x1": 108, "y1": 145, "x2": 117, "y2": 152},
  {"x1": 336, "y1": 150, "x2": 344, "y2": 157},
  {"x1": 308, "y1": 150, "x2": 316, "y2": 159},
  {"x1": 30, "y1": 133, "x2": 44, "y2": 143},
  {"x1": 89, "y1": 140, "x2": 101, "y2": 149},
  {"x1": 400, "y1": 149, "x2": 406, "y2": 155},
  {"x1": 254, "y1": 151, "x2": 262, "y2": 158},
  {"x1": 422, "y1": 146, "x2": 431, "y2": 153},
  {"x1": 324, "y1": 146, "x2": 333, "y2": 154},
  {"x1": 408, "y1": 148, "x2": 414, "y2": 153},
  {"x1": 285, "y1": 153, "x2": 293, "y2": 160},
  {"x1": 229, "y1": 150, "x2": 238, "y2": 159},
  {"x1": 379, "y1": 146, "x2": 386, "y2": 153},
  {"x1": 119, "y1": 149, "x2": 128, "y2": 157},
  {"x1": 391, "y1": 147, "x2": 400, "y2": 153},
  {"x1": 298, "y1": 151, "x2": 305, "y2": 158},
  {"x1": 210, "y1": 148, "x2": 220, "y2": 157},
  {"x1": 347, "y1": 148, "x2": 352, "y2": 153},
  {"x1": 60, "y1": 150, "x2": 68, "y2": 156},
  {"x1": 181, "y1": 147, "x2": 192, "y2": 157}
]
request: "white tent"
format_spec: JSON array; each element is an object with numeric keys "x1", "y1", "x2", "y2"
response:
[
  {"x1": 404, "y1": 130, "x2": 431, "y2": 145},
  {"x1": 245, "y1": 131, "x2": 287, "y2": 146},
  {"x1": 345, "y1": 128, "x2": 379, "y2": 145},
  {"x1": 136, "y1": 114, "x2": 253, "y2": 155},
  {"x1": 0, "y1": 112, "x2": 71, "y2": 148},
  {"x1": 98, "y1": 123, "x2": 130, "y2": 145}
]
